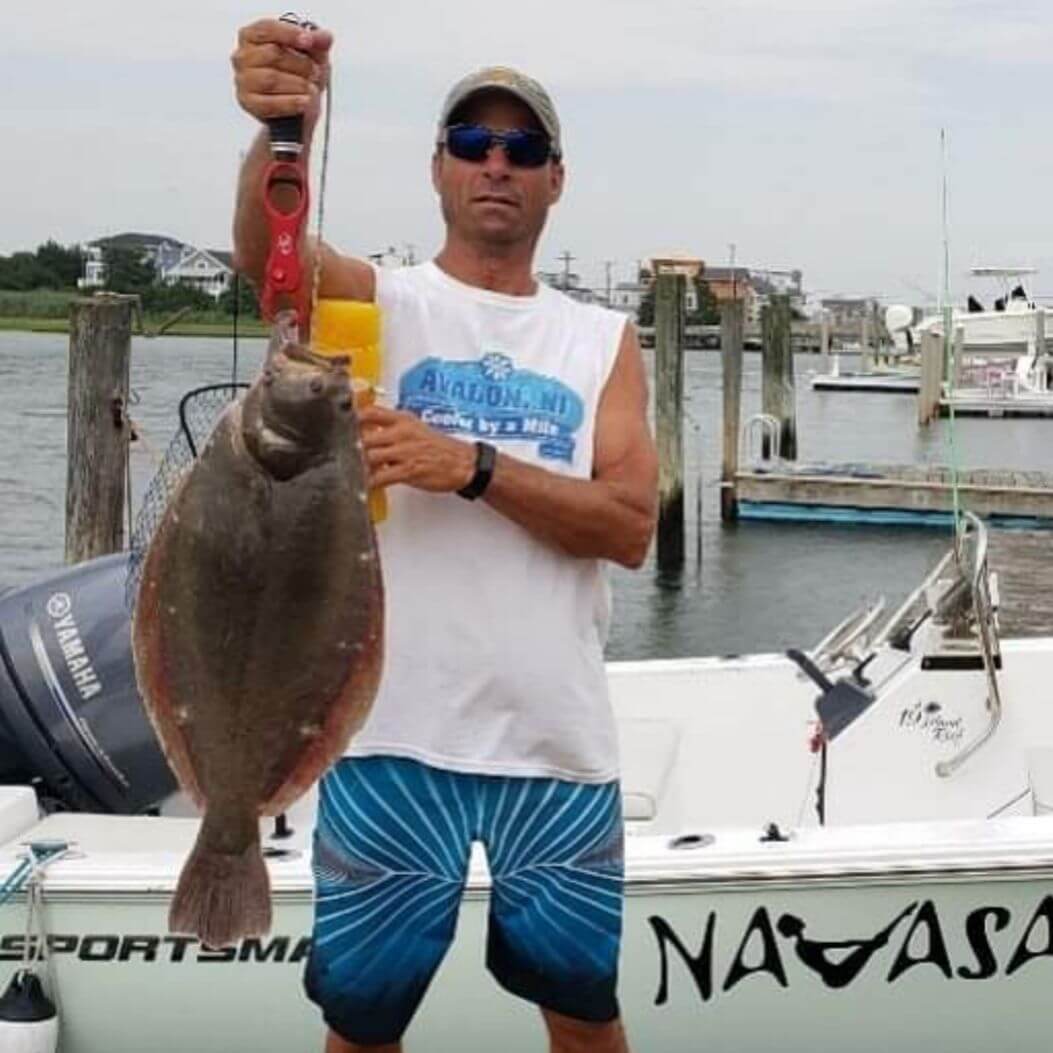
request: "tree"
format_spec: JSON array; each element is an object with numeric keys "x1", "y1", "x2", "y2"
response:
[
  {"x1": 687, "y1": 278, "x2": 721, "y2": 325},
  {"x1": 637, "y1": 276, "x2": 719, "y2": 328},
  {"x1": 103, "y1": 246, "x2": 156, "y2": 293},
  {"x1": 140, "y1": 280, "x2": 215, "y2": 313},
  {"x1": 0, "y1": 252, "x2": 49, "y2": 291},
  {"x1": 35, "y1": 240, "x2": 84, "y2": 288},
  {"x1": 218, "y1": 274, "x2": 261, "y2": 318}
]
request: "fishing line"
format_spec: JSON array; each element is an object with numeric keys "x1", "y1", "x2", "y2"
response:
[
  {"x1": 231, "y1": 271, "x2": 240, "y2": 387},
  {"x1": 125, "y1": 426, "x2": 134, "y2": 549},
  {"x1": 795, "y1": 745, "x2": 822, "y2": 829},
  {"x1": 939, "y1": 128, "x2": 965, "y2": 556},
  {"x1": 123, "y1": 344, "x2": 134, "y2": 550},
  {"x1": 308, "y1": 61, "x2": 334, "y2": 349}
]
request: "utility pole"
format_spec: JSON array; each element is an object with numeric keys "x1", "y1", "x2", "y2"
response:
[
  {"x1": 604, "y1": 260, "x2": 615, "y2": 306},
  {"x1": 558, "y1": 250, "x2": 575, "y2": 292}
]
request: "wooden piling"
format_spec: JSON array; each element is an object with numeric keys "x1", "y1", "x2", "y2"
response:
[
  {"x1": 654, "y1": 272, "x2": 685, "y2": 571},
  {"x1": 65, "y1": 296, "x2": 133, "y2": 564},
  {"x1": 860, "y1": 313, "x2": 873, "y2": 371},
  {"x1": 720, "y1": 299, "x2": 745, "y2": 523},
  {"x1": 760, "y1": 294, "x2": 797, "y2": 459},
  {"x1": 819, "y1": 311, "x2": 831, "y2": 374},
  {"x1": 917, "y1": 330, "x2": 943, "y2": 426}
]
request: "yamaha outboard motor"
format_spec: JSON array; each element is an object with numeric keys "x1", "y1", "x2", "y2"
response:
[
  {"x1": 0, "y1": 383, "x2": 249, "y2": 815},
  {"x1": 0, "y1": 554, "x2": 175, "y2": 813}
]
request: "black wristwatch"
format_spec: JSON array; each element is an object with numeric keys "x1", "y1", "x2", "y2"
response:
[{"x1": 457, "y1": 441, "x2": 497, "y2": 500}]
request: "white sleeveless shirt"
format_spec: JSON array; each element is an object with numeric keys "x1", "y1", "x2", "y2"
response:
[{"x1": 345, "y1": 261, "x2": 627, "y2": 783}]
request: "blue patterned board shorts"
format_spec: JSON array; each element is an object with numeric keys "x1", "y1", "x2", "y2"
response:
[{"x1": 304, "y1": 755, "x2": 624, "y2": 1046}]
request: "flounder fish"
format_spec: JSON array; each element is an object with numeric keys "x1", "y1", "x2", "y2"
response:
[{"x1": 133, "y1": 323, "x2": 383, "y2": 947}]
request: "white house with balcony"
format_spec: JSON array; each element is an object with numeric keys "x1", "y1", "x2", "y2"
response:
[
  {"x1": 77, "y1": 244, "x2": 106, "y2": 289},
  {"x1": 163, "y1": 247, "x2": 235, "y2": 297},
  {"x1": 77, "y1": 233, "x2": 235, "y2": 299}
]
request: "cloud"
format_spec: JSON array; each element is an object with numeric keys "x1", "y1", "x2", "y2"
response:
[{"x1": 6, "y1": 1, "x2": 1053, "y2": 296}]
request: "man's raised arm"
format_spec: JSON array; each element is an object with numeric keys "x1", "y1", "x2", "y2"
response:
[{"x1": 230, "y1": 18, "x2": 375, "y2": 303}]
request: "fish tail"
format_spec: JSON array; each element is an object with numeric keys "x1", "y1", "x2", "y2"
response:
[{"x1": 169, "y1": 810, "x2": 271, "y2": 948}]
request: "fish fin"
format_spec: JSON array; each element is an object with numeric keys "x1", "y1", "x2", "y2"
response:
[
  {"x1": 131, "y1": 534, "x2": 206, "y2": 808},
  {"x1": 261, "y1": 611, "x2": 384, "y2": 817},
  {"x1": 169, "y1": 813, "x2": 270, "y2": 948}
]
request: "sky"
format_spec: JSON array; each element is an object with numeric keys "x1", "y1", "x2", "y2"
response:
[{"x1": 6, "y1": 0, "x2": 1053, "y2": 304}]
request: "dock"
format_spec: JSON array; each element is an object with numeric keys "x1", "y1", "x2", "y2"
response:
[
  {"x1": 989, "y1": 531, "x2": 1053, "y2": 637},
  {"x1": 811, "y1": 372, "x2": 919, "y2": 394},
  {"x1": 732, "y1": 464, "x2": 1053, "y2": 527},
  {"x1": 940, "y1": 391, "x2": 1053, "y2": 418},
  {"x1": 639, "y1": 319, "x2": 881, "y2": 353}
]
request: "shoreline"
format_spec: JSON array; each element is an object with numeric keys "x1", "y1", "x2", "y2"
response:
[{"x1": 0, "y1": 317, "x2": 269, "y2": 339}]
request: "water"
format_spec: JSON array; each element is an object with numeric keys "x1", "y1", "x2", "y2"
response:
[{"x1": 3, "y1": 331, "x2": 1048, "y2": 660}]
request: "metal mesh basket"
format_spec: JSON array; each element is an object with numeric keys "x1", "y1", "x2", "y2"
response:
[{"x1": 125, "y1": 383, "x2": 250, "y2": 612}]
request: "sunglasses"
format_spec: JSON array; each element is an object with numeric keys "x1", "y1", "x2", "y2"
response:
[{"x1": 443, "y1": 124, "x2": 556, "y2": 168}]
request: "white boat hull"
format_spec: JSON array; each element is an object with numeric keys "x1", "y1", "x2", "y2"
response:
[
  {"x1": 1, "y1": 533, "x2": 1052, "y2": 1052},
  {"x1": 4, "y1": 821, "x2": 1053, "y2": 1053},
  {"x1": 914, "y1": 306, "x2": 1048, "y2": 356}
]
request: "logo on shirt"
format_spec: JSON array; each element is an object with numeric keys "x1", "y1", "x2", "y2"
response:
[{"x1": 398, "y1": 352, "x2": 584, "y2": 463}]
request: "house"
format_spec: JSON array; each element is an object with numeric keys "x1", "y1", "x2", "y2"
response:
[
  {"x1": 163, "y1": 247, "x2": 235, "y2": 297},
  {"x1": 78, "y1": 233, "x2": 187, "y2": 289},
  {"x1": 751, "y1": 268, "x2": 806, "y2": 322},
  {"x1": 77, "y1": 233, "x2": 234, "y2": 299},
  {"x1": 611, "y1": 281, "x2": 647, "y2": 315},
  {"x1": 700, "y1": 266, "x2": 757, "y2": 320},
  {"x1": 646, "y1": 254, "x2": 703, "y2": 280},
  {"x1": 752, "y1": 268, "x2": 803, "y2": 299},
  {"x1": 638, "y1": 255, "x2": 706, "y2": 314},
  {"x1": 821, "y1": 296, "x2": 881, "y2": 329},
  {"x1": 77, "y1": 245, "x2": 106, "y2": 290}
]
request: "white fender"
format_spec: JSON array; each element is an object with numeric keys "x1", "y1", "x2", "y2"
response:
[{"x1": 0, "y1": 971, "x2": 57, "y2": 1053}]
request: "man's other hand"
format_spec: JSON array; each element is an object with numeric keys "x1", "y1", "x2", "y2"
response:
[
  {"x1": 360, "y1": 406, "x2": 477, "y2": 494},
  {"x1": 231, "y1": 18, "x2": 333, "y2": 126}
]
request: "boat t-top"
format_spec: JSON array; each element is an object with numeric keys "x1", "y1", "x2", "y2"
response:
[{"x1": 887, "y1": 267, "x2": 1050, "y2": 357}]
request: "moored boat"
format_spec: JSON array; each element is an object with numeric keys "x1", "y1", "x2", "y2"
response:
[
  {"x1": 888, "y1": 267, "x2": 1051, "y2": 357},
  {"x1": 0, "y1": 518, "x2": 1052, "y2": 1049}
]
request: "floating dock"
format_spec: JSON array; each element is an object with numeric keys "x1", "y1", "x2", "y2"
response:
[
  {"x1": 811, "y1": 371, "x2": 919, "y2": 394},
  {"x1": 732, "y1": 464, "x2": 1053, "y2": 528},
  {"x1": 940, "y1": 390, "x2": 1053, "y2": 418}
]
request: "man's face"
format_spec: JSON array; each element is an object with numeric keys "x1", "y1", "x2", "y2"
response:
[{"x1": 432, "y1": 90, "x2": 565, "y2": 249}]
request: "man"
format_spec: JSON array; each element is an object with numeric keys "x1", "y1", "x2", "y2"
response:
[{"x1": 231, "y1": 18, "x2": 657, "y2": 1053}]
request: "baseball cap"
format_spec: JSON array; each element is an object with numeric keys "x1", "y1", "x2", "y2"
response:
[{"x1": 438, "y1": 66, "x2": 563, "y2": 159}]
